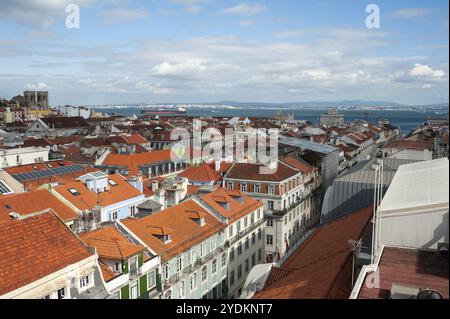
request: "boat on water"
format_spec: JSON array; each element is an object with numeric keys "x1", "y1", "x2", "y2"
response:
[{"x1": 141, "y1": 106, "x2": 187, "y2": 116}]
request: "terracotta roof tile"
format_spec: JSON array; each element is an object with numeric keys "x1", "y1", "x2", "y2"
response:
[
  {"x1": 280, "y1": 155, "x2": 315, "y2": 174},
  {"x1": 0, "y1": 212, "x2": 92, "y2": 296},
  {"x1": 53, "y1": 174, "x2": 143, "y2": 211},
  {"x1": 80, "y1": 226, "x2": 144, "y2": 260},
  {"x1": 103, "y1": 150, "x2": 173, "y2": 176},
  {"x1": 254, "y1": 206, "x2": 373, "y2": 299},
  {"x1": 179, "y1": 163, "x2": 221, "y2": 183},
  {"x1": 225, "y1": 161, "x2": 299, "y2": 182},
  {"x1": 0, "y1": 189, "x2": 78, "y2": 222},
  {"x1": 200, "y1": 188, "x2": 263, "y2": 224},
  {"x1": 123, "y1": 199, "x2": 225, "y2": 262}
]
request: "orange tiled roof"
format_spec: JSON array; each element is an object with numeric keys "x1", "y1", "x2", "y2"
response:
[
  {"x1": 383, "y1": 140, "x2": 433, "y2": 151},
  {"x1": 3, "y1": 160, "x2": 78, "y2": 175},
  {"x1": 123, "y1": 199, "x2": 225, "y2": 262},
  {"x1": 280, "y1": 155, "x2": 315, "y2": 174},
  {"x1": 80, "y1": 226, "x2": 144, "y2": 260},
  {"x1": 53, "y1": 174, "x2": 143, "y2": 210},
  {"x1": 225, "y1": 161, "x2": 300, "y2": 182},
  {"x1": 0, "y1": 189, "x2": 78, "y2": 222},
  {"x1": 186, "y1": 185, "x2": 201, "y2": 196},
  {"x1": 200, "y1": 188, "x2": 263, "y2": 224},
  {"x1": 120, "y1": 133, "x2": 149, "y2": 145},
  {"x1": 0, "y1": 212, "x2": 92, "y2": 296},
  {"x1": 99, "y1": 261, "x2": 118, "y2": 282},
  {"x1": 103, "y1": 150, "x2": 173, "y2": 176},
  {"x1": 178, "y1": 163, "x2": 221, "y2": 183},
  {"x1": 254, "y1": 206, "x2": 373, "y2": 299}
]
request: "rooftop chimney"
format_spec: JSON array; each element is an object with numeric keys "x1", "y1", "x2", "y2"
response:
[{"x1": 215, "y1": 160, "x2": 221, "y2": 172}]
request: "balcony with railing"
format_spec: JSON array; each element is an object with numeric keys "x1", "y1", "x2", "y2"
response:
[
  {"x1": 163, "y1": 241, "x2": 229, "y2": 288},
  {"x1": 265, "y1": 196, "x2": 305, "y2": 217}
]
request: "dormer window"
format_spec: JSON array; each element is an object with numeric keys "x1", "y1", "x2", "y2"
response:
[
  {"x1": 68, "y1": 188, "x2": 80, "y2": 196},
  {"x1": 108, "y1": 180, "x2": 117, "y2": 186},
  {"x1": 212, "y1": 195, "x2": 230, "y2": 210},
  {"x1": 186, "y1": 210, "x2": 206, "y2": 227},
  {"x1": 148, "y1": 226, "x2": 173, "y2": 244}
]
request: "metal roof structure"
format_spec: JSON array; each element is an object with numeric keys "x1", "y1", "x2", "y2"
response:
[
  {"x1": 321, "y1": 158, "x2": 422, "y2": 223},
  {"x1": 11, "y1": 164, "x2": 85, "y2": 183},
  {"x1": 137, "y1": 199, "x2": 162, "y2": 211},
  {"x1": 279, "y1": 136, "x2": 338, "y2": 155},
  {"x1": 378, "y1": 158, "x2": 449, "y2": 214}
]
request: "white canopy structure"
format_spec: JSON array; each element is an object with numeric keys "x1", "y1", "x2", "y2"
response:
[{"x1": 377, "y1": 158, "x2": 449, "y2": 250}]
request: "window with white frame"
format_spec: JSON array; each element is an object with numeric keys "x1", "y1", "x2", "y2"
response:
[
  {"x1": 212, "y1": 258, "x2": 217, "y2": 274},
  {"x1": 176, "y1": 255, "x2": 183, "y2": 272},
  {"x1": 221, "y1": 253, "x2": 226, "y2": 268},
  {"x1": 266, "y1": 235, "x2": 273, "y2": 246},
  {"x1": 254, "y1": 184, "x2": 260, "y2": 193},
  {"x1": 227, "y1": 182, "x2": 233, "y2": 190},
  {"x1": 79, "y1": 275, "x2": 91, "y2": 289},
  {"x1": 57, "y1": 287, "x2": 66, "y2": 299},
  {"x1": 191, "y1": 249, "x2": 195, "y2": 264},
  {"x1": 201, "y1": 242, "x2": 206, "y2": 257},
  {"x1": 268, "y1": 185, "x2": 275, "y2": 195},
  {"x1": 163, "y1": 264, "x2": 169, "y2": 280},
  {"x1": 210, "y1": 237, "x2": 216, "y2": 250},
  {"x1": 201, "y1": 265, "x2": 208, "y2": 283},
  {"x1": 190, "y1": 273, "x2": 197, "y2": 291},
  {"x1": 228, "y1": 225, "x2": 234, "y2": 237},
  {"x1": 267, "y1": 219, "x2": 273, "y2": 227},
  {"x1": 147, "y1": 271, "x2": 156, "y2": 289},
  {"x1": 179, "y1": 281, "x2": 185, "y2": 298},
  {"x1": 267, "y1": 200, "x2": 274, "y2": 211},
  {"x1": 240, "y1": 183, "x2": 247, "y2": 192}
]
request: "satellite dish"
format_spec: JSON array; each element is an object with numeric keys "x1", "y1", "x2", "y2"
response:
[{"x1": 417, "y1": 289, "x2": 443, "y2": 299}]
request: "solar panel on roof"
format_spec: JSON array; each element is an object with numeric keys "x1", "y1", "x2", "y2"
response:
[{"x1": 11, "y1": 164, "x2": 85, "y2": 182}]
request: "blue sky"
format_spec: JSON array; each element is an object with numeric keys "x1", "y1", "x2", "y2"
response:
[{"x1": 0, "y1": 0, "x2": 448, "y2": 105}]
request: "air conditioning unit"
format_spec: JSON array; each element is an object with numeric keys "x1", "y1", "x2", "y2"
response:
[
  {"x1": 437, "y1": 243, "x2": 449, "y2": 256},
  {"x1": 390, "y1": 283, "x2": 421, "y2": 299}
]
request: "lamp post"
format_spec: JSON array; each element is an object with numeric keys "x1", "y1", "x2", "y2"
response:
[{"x1": 348, "y1": 239, "x2": 362, "y2": 288}]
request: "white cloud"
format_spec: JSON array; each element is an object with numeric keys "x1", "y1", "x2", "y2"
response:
[
  {"x1": 24, "y1": 82, "x2": 49, "y2": 90},
  {"x1": 221, "y1": 3, "x2": 267, "y2": 16},
  {"x1": 100, "y1": 8, "x2": 149, "y2": 25},
  {"x1": 390, "y1": 8, "x2": 432, "y2": 19},
  {"x1": 1, "y1": 26, "x2": 448, "y2": 105},
  {"x1": 409, "y1": 64, "x2": 446, "y2": 79},
  {"x1": 151, "y1": 60, "x2": 208, "y2": 76}
]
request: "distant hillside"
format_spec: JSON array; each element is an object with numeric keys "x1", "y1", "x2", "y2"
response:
[{"x1": 206, "y1": 100, "x2": 448, "y2": 109}]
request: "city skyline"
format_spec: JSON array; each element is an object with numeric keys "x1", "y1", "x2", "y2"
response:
[{"x1": 0, "y1": 0, "x2": 449, "y2": 106}]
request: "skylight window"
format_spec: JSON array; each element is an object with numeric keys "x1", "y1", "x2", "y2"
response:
[
  {"x1": 68, "y1": 188, "x2": 80, "y2": 196},
  {"x1": 0, "y1": 180, "x2": 14, "y2": 195},
  {"x1": 108, "y1": 180, "x2": 118, "y2": 186}
]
